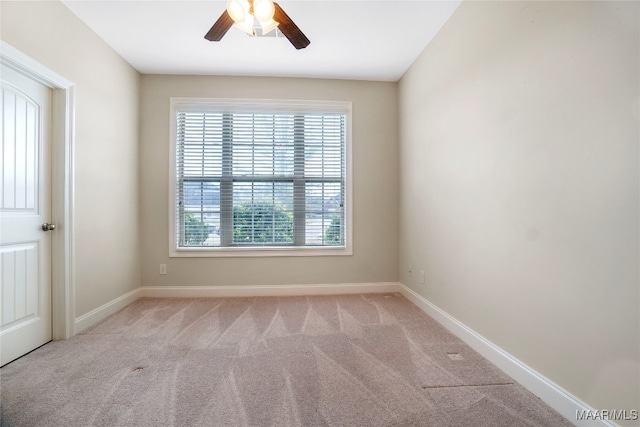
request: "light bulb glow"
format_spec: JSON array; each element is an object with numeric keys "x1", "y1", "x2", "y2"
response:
[
  {"x1": 226, "y1": 0, "x2": 250, "y2": 23},
  {"x1": 234, "y1": 13, "x2": 255, "y2": 35},
  {"x1": 253, "y1": 0, "x2": 275, "y2": 22}
]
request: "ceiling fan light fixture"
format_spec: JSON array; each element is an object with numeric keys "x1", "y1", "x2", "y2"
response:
[
  {"x1": 205, "y1": 0, "x2": 309, "y2": 49},
  {"x1": 253, "y1": 0, "x2": 275, "y2": 22},
  {"x1": 260, "y1": 18, "x2": 279, "y2": 35},
  {"x1": 234, "y1": 14, "x2": 255, "y2": 35},
  {"x1": 226, "y1": 0, "x2": 250, "y2": 23}
]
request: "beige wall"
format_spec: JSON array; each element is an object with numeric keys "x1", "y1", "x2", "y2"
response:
[
  {"x1": 399, "y1": 0, "x2": 639, "y2": 419},
  {"x1": 140, "y1": 75, "x2": 398, "y2": 287},
  {"x1": 1, "y1": 1, "x2": 141, "y2": 317}
]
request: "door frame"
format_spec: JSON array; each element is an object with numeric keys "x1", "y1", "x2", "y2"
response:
[{"x1": 1, "y1": 41, "x2": 75, "y2": 340}]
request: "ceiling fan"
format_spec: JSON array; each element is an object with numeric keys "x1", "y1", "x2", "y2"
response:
[{"x1": 204, "y1": 0, "x2": 310, "y2": 50}]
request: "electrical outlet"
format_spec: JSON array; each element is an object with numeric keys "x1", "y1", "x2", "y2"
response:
[
  {"x1": 419, "y1": 270, "x2": 425, "y2": 284},
  {"x1": 159, "y1": 264, "x2": 167, "y2": 275}
]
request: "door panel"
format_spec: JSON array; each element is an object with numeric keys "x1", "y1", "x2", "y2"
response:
[{"x1": 0, "y1": 64, "x2": 52, "y2": 366}]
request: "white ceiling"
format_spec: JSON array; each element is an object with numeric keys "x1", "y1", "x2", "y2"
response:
[{"x1": 61, "y1": 0, "x2": 462, "y2": 82}]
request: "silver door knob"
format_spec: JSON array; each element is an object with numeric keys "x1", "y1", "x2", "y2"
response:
[{"x1": 42, "y1": 223, "x2": 56, "y2": 231}]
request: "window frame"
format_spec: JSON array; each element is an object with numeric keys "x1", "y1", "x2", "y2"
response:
[{"x1": 169, "y1": 97, "x2": 353, "y2": 258}]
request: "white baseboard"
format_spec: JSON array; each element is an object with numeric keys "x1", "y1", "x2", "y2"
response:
[
  {"x1": 398, "y1": 283, "x2": 617, "y2": 427},
  {"x1": 74, "y1": 288, "x2": 142, "y2": 333},
  {"x1": 139, "y1": 282, "x2": 400, "y2": 298},
  {"x1": 74, "y1": 282, "x2": 400, "y2": 333}
]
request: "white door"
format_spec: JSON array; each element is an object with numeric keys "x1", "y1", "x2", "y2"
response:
[{"x1": 0, "y1": 64, "x2": 52, "y2": 366}]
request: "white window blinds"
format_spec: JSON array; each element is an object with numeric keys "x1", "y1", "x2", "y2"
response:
[{"x1": 174, "y1": 100, "x2": 348, "y2": 251}]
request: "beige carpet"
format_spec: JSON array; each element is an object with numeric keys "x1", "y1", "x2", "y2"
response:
[{"x1": 1, "y1": 294, "x2": 571, "y2": 426}]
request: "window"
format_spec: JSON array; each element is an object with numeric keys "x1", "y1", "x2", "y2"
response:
[{"x1": 169, "y1": 98, "x2": 352, "y2": 257}]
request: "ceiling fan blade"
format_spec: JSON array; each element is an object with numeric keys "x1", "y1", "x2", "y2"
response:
[
  {"x1": 274, "y1": 3, "x2": 310, "y2": 50},
  {"x1": 204, "y1": 10, "x2": 234, "y2": 41}
]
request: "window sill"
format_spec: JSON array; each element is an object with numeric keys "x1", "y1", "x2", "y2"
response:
[{"x1": 169, "y1": 246, "x2": 353, "y2": 258}]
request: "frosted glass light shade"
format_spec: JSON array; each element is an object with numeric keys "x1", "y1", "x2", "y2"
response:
[
  {"x1": 253, "y1": 0, "x2": 275, "y2": 22},
  {"x1": 234, "y1": 14, "x2": 255, "y2": 35},
  {"x1": 260, "y1": 19, "x2": 279, "y2": 35},
  {"x1": 226, "y1": 0, "x2": 250, "y2": 23}
]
